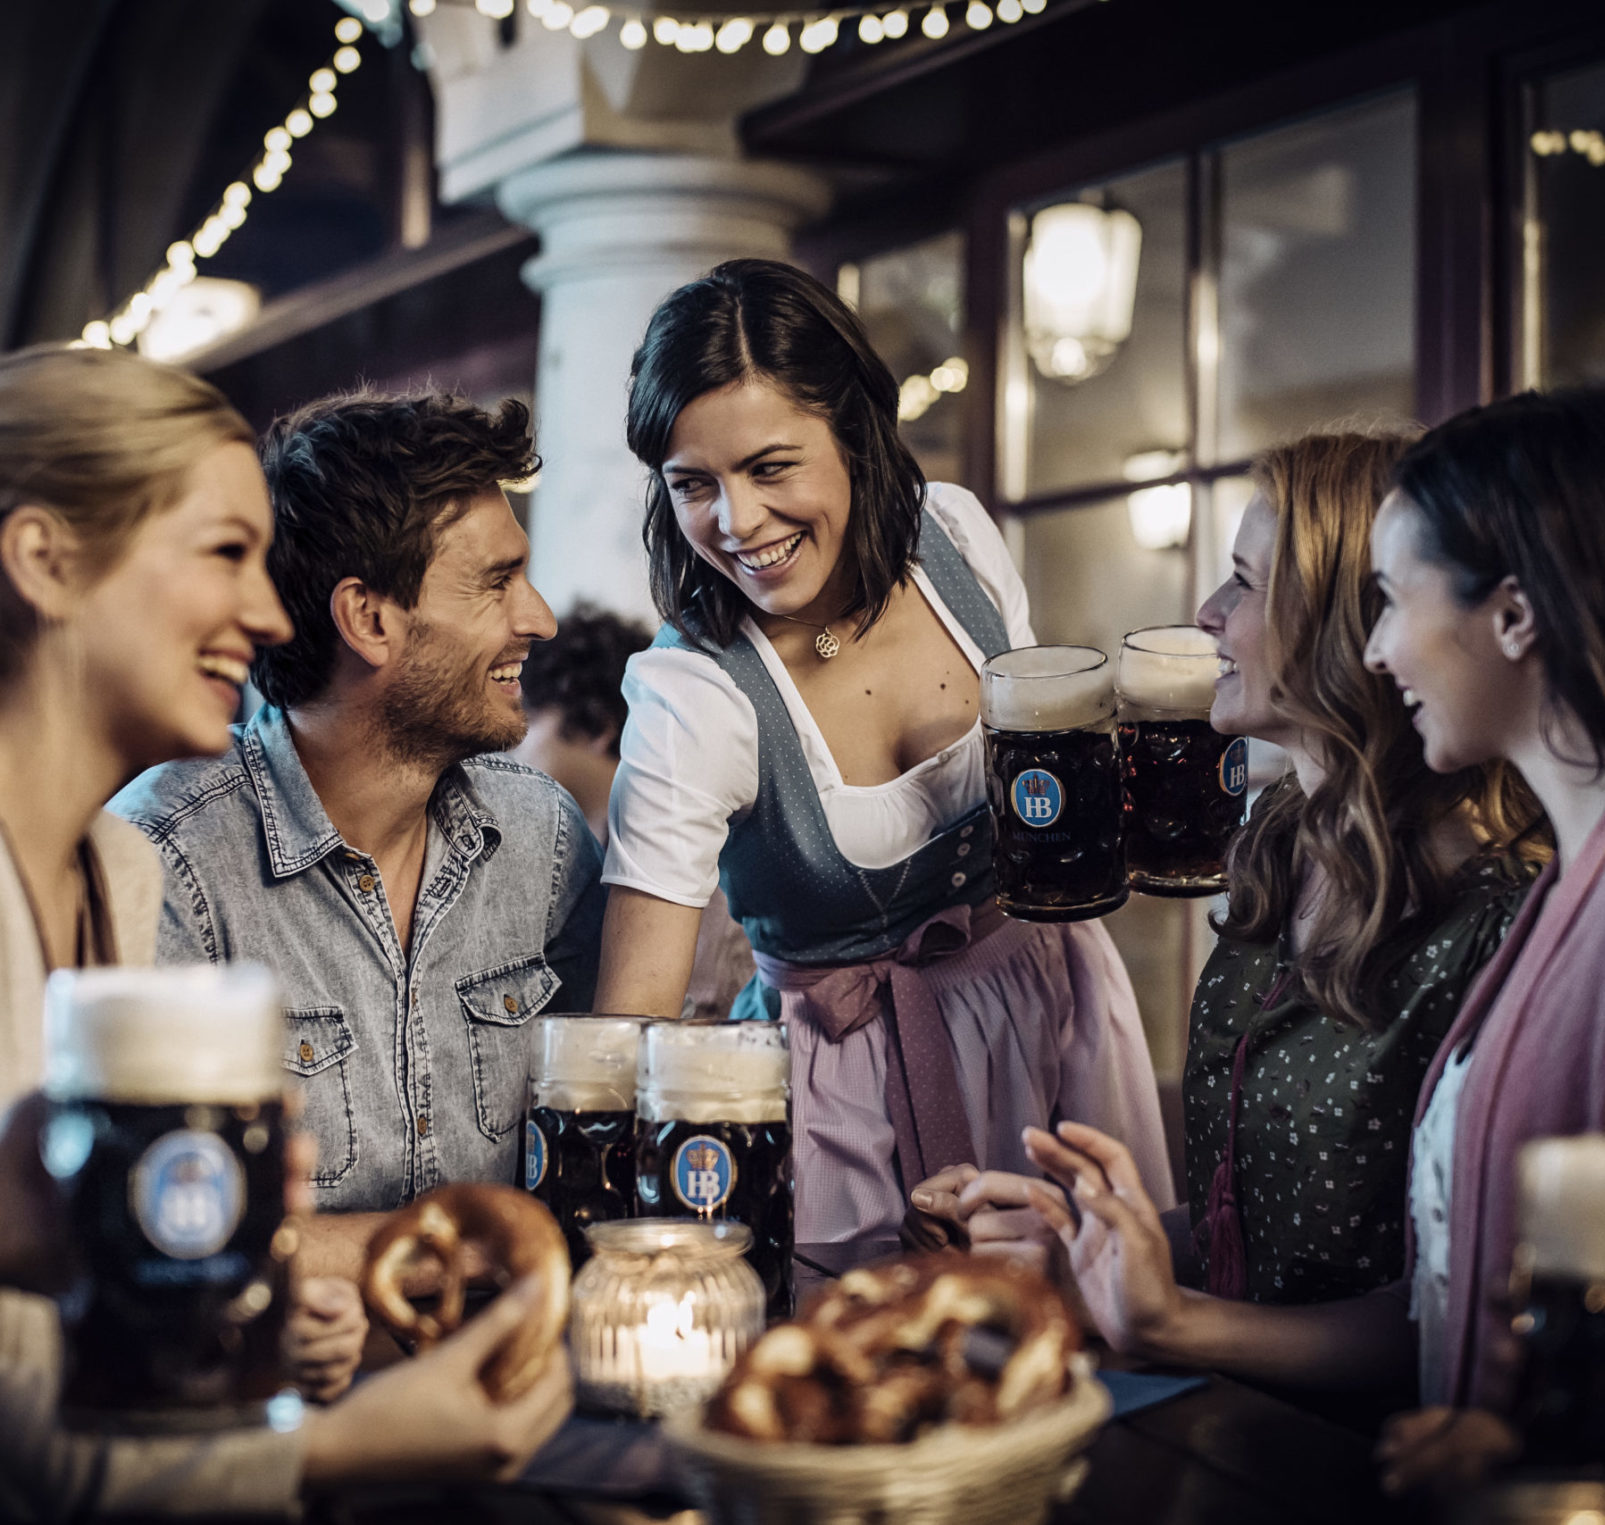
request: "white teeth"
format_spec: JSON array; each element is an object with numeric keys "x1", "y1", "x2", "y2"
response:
[
  {"x1": 489, "y1": 664, "x2": 522, "y2": 683},
  {"x1": 1218, "y1": 658, "x2": 1238, "y2": 677},
  {"x1": 198, "y1": 654, "x2": 249, "y2": 686},
  {"x1": 736, "y1": 532, "x2": 803, "y2": 571},
  {"x1": 1401, "y1": 688, "x2": 1418, "y2": 708}
]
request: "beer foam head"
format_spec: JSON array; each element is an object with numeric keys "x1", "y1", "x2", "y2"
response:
[
  {"x1": 532, "y1": 1015, "x2": 650, "y2": 1112},
  {"x1": 980, "y1": 645, "x2": 1114, "y2": 733},
  {"x1": 1116, "y1": 626, "x2": 1220, "y2": 716},
  {"x1": 1517, "y1": 1135, "x2": 1605, "y2": 1281},
  {"x1": 637, "y1": 1020, "x2": 789, "y2": 1124},
  {"x1": 44, "y1": 964, "x2": 283, "y2": 1106}
]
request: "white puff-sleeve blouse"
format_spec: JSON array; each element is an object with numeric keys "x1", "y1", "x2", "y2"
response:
[{"x1": 604, "y1": 483, "x2": 1035, "y2": 908}]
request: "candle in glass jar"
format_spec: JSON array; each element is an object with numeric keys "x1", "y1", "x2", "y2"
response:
[{"x1": 570, "y1": 1219, "x2": 765, "y2": 1418}]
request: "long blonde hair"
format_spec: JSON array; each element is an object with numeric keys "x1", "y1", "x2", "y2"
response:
[
  {"x1": 1216, "y1": 431, "x2": 1545, "y2": 1028},
  {"x1": 0, "y1": 345, "x2": 252, "y2": 684}
]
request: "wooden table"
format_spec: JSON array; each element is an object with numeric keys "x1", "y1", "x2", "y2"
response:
[
  {"x1": 317, "y1": 1366, "x2": 1418, "y2": 1525},
  {"x1": 1057, "y1": 1370, "x2": 1416, "y2": 1525}
]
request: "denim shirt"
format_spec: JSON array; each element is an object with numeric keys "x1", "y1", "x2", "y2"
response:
[{"x1": 110, "y1": 706, "x2": 606, "y2": 1213}]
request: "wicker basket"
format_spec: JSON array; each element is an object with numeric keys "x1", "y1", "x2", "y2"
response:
[{"x1": 662, "y1": 1353, "x2": 1110, "y2": 1525}]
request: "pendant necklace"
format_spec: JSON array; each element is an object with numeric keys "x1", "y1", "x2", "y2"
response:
[{"x1": 770, "y1": 610, "x2": 843, "y2": 660}]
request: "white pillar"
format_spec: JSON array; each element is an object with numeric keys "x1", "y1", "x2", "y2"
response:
[{"x1": 498, "y1": 153, "x2": 831, "y2": 625}]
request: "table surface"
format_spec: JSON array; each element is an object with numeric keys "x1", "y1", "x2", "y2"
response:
[{"x1": 315, "y1": 1366, "x2": 1419, "y2": 1525}]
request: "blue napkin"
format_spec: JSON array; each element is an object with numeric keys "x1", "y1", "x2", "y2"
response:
[{"x1": 1098, "y1": 1368, "x2": 1207, "y2": 1419}]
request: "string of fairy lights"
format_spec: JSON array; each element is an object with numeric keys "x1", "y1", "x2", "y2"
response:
[
  {"x1": 79, "y1": 14, "x2": 370, "y2": 351},
  {"x1": 79, "y1": 0, "x2": 1053, "y2": 352},
  {"x1": 83, "y1": 0, "x2": 1603, "y2": 362},
  {"x1": 1531, "y1": 128, "x2": 1605, "y2": 166},
  {"x1": 435, "y1": 0, "x2": 1050, "y2": 54}
]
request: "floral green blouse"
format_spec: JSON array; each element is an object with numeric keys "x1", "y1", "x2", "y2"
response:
[{"x1": 1183, "y1": 859, "x2": 1533, "y2": 1305}]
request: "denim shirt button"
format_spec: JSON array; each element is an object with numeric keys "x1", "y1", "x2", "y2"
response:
[
  {"x1": 358, "y1": 874, "x2": 376, "y2": 893},
  {"x1": 502, "y1": 994, "x2": 518, "y2": 1014},
  {"x1": 298, "y1": 1041, "x2": 314, "y2": 1063},
  {"x1": 416, "y1": 1114, "x2": 430, "y2": 1137}
]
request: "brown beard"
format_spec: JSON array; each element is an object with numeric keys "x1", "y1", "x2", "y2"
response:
[{"x1": 379, "y1": 615, "x2": 528, "y2": 768}]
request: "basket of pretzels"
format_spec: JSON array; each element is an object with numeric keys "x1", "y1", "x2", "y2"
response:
[{"x1": 662, "y1": 1251, "x2": 1110, "y2": 1525}]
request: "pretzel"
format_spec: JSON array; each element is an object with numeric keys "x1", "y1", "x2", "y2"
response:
[
  {"x1": 705, "y1": 1252, "x2": 1080, "y2": 1444},
  {"x1": 361, "y1": 1183, "x2": 569, "y2": 1400}
]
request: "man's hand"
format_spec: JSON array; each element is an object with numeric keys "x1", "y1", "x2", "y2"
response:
[
  {"x1": 302, "y1": 1275, "x2": 573, "y2": 1487},
  {"x1": 284, "y1": 1276, "x2": 368, "y2": 1403}
]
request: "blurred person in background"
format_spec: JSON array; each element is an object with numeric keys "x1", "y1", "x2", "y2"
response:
[
  {"x1": 113, "y1": 391, "x2": 605, "y2": 1285},
  {"x1": 512, "y1": 601, "x2": 754, "y2": 1019},
  {"x1": 0, "y1": 347, "x2": 571, "y2": 1519}
]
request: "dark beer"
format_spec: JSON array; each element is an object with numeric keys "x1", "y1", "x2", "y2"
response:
[
  {"x1": 1116, "y1": 626, "x2": 1244, "y2": 896},
  {"x1": 636, "y1": 1117, "x2": 793, "y2": 1318},
  {"x1": 1510, "y1": 1138, "x2": 1605, "y2": 1465},
  {"x1": 42, "y1": 966, "x2": 290, "y2": 1432},
  {"x1": 981, "y1": 646, "x2": 1127, "y2": 922},
  {"x1": 636, "y1": 1021, "x2": 793, "y2": 1318},
  {"x1": 527, "y1": 1105, "x2": 637, "y2": 1268},
  {"x1": 525, "y1": 1015, "x2": 649, "y2": 1269},
  {"x1": 1118, "y1": 718, "x2": 1246, "y2": 895}
]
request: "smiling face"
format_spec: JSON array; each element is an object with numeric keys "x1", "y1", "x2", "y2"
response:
[
  {"x1": 1195, "y1": 492, "x2": 1294, "y2": 747},
  {"x1": 1364, "y1": 491, "x2": 1526, "y2": 773},
  {"x1": 661, "y1": 379, "x2": 854, "y2": 626},
  {"x1": 77, "y1": 440, "x2": 292, "y2": 772},
  {"x1": 379, "y1": 487, "x2": 556, "y2": 764}
]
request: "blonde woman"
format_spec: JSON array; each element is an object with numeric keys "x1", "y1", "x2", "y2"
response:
[
  {"x1": 924, "y1": 432, "x2": 1542, "y2": 1392},
  {"x1": 0, "y1": 346, "x2": 569, "y2": 1518}
]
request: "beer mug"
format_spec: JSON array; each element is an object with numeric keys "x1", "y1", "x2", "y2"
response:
[
  {"x1": 981, "y1": 645, "x2": 1128, "y2": 922},
  {"x1": 635, "y1": 1021, "x2": 793, "y2": 1317},
  {"x1": 1115, "y1": 625, "x2": 1247, "y2": 897},
  {"x1": 41, "y1": 965, "x2": 290, "y2": 1432},
  {"x1": 1510, "y1": 1136, "x2": 1605, "y2": 1465},
  {"x1": 526, "y1": 1014, "x2": 651, "y2": 1268}
]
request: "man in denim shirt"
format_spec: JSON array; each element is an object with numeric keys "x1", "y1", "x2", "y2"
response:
[{"x1": 112, "y1": 391, "x2": 605, "y2": 1280}]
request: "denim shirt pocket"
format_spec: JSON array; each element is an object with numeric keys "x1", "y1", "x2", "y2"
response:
[
  {"x1": 283, "y1": 1007, "x2": 358, "y2": 1186},
  {"x1": 457, "y1": 955, "x2": 560, "y2": 1141}
]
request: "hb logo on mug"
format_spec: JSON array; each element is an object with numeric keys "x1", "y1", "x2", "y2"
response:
[
  {"x1": 672, "y1": 1135, "x2": 736, "y2": 1212},
  {"x1": 1011, "y1": 768, "x2": 1064, "y2": 829}
]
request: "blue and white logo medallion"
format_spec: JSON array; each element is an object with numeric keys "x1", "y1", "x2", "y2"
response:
[
  {"x1": 131, "y1": 1130, "x2": 244, "y2": 1260},
  {"x1": 1010, "y1": 768, "x2": 1063, "y2": 829},
  {"x1": 1219, "y1": 737, "x2": 1249, "y2": 798},
  {"x1": 524, "y1": 1118, "x2": 548, "y2": 1192},
  {"x1": 672, "y1": 1134, "x2": 736, "y2": 1213}
]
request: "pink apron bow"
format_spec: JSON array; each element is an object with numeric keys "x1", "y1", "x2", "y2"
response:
[{"x1": 755, "y1": 903, "x2": 984, "y2": 1189}]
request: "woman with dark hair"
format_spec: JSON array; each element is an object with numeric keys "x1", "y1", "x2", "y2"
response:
[
  {"x1": 593, "y1": 258, "x2": 1171, "y2": 1252},
  {"x1": 1362, "y1": 385, "x2": 1605, "y2": 1486},
  {"x1": 924, "y1": 430, "x2": 1541, "y2": 1412}
]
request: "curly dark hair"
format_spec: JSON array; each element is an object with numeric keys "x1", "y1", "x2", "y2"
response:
[
  {"x1": 626, "y1": 258, "x2": 926, "y2": 651},
  {"x1": 518, "y1": 602, "x2": 652, "y2": 755},
  {"x1": 253, "y1": 390, "x2": 537, "y2": 709}
]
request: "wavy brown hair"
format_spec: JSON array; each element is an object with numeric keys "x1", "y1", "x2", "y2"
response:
[{"x1": 1216, "y1": 431, "x2": 1545, "y2": 1029}]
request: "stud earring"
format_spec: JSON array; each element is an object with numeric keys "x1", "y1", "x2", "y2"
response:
[{"x1": 1505, "y1": 641, "x2": 1521, "y2": 659}]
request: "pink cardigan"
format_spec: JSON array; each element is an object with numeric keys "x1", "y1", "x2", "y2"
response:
[{"x1": 1410, "y1": 810, "x2": 1605, "y2": 1411}]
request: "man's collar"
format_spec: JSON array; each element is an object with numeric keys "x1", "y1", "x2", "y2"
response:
[
  {"x1": 241, "y1": 707, "x2": 502, "y2": 877},
  {"x1": 240, "y1": 708, "x2": 347, "y2": 878}
]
